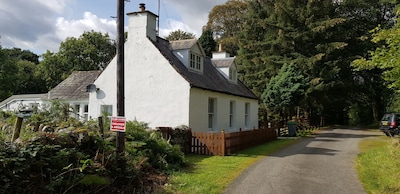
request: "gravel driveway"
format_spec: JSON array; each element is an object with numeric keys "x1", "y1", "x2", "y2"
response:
[{"x1": 224, "y1": 128, "x2": 382, "y2": 194}]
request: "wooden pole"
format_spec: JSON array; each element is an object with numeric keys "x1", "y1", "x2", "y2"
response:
[
  {"x1": 12, "y1": 117, "x2": 23, "y2": 142},
  {"x1": 98, "y1": 116, "x2": 104, "y2": 138},
  {"x1": 116, "y1": 0, "x2": 125, "y2": 153}
]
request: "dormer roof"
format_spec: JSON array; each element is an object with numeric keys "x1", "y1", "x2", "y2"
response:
[
  {"x1": 213, "y1": 58, "x2": 235, "y2": 68},
  {"x1": 170, "y1": 39, "x2": 197, "y2": 50}
]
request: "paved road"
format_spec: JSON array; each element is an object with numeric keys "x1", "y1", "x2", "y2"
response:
[{"x1": 224, "y1": 128, "x2": 382, "y2": 194}]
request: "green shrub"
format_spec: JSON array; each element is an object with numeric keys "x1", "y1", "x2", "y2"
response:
[{"x1": 123, "y1": 120, "x2": 186, "y2": 172}]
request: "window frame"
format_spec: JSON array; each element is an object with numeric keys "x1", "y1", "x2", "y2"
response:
[
  {"x1": 189, "y1": 52, "x2": 203, "y2": 72},
  {"x1": 229, "y1": 101, "x2": 235, "y2": 128},
  {"x1": 100, "y1": 105, "x2": 113, "y2": 116},
  {"x1": 245, "y1": 102, "x2": 250, "y2": 127},
  {"x1": 208, "y1": 98, "x2": 216, "y2": 130}
]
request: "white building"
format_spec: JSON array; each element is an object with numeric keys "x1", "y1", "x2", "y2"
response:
[
  {"x1": 0, "y1": 93, "x2": 48, "y2": 112},
  {"x1": 88, "y1": 4, "x2": 259, "y2": 132},
  {"x1": 0, "y1": 71, "x2": 101, "y2": 122}
]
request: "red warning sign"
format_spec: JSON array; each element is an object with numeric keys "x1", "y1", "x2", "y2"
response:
[{"x1": 110, "y1": 116, "x2": 126, "y2": 132}]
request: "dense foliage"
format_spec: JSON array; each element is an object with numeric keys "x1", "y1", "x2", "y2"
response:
[
  {"x1": 206, "y1": 0, "x2": 248, "y2": 56},
  {"x1": 229, "y1": 0, "x2": 399, "y2": 125},
  {"x1": 165, "y1": 29, "x2": 196, "y2": 41},
  {"x1": 352, "y1": 7, "x2": 400, "y2": 90},
  {"x1": 36, "y1": 31, "x2": 116, "y2": 89},
  {"x1": 262, "y1": 63, "x2": 308, "y2": 118},
  {"x1": 0, "y1": 47, "x2": 46, "y2": 101},
  {"x1": 199, "y1": 28, "x2": 217, "y2": 57},
  {"x1": 0, "y1": 105, "x2": 185, "y2": 193},
  {"x1": 0, "y1": 31, "x2": 115, "y2": 102}
]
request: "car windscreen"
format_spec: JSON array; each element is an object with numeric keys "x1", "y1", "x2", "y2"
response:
[{"x1": 381, "y1": 114, "x2": 391, "y2": 121}]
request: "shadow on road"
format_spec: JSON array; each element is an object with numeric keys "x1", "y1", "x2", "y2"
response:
[{"x1": 268, "y1": 128, "x2": 383, "y2": 158}]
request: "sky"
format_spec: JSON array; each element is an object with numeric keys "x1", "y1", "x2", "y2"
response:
[{"x1": 0, "y1": 0, "x2": 227, "y2": 55}]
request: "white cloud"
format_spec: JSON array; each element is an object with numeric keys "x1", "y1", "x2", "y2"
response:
[
  {"x1": 163, "y1": 0, "x2": 227, "y2": 37},
  {"x1": 0, "y1": 0, "x2": 227, "y2": 54},
  {"x1": 37, "y1": 0, "x2": 72, "y2": 14},
  {"x1": 55, "y1": 12, "x2": 116, "y2": 44}
]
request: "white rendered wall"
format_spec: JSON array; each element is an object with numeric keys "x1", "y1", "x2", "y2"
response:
[
  {"x1": 123, "y1": 36, "x2": 191, "y2": 128},
  {"x1": 89, "y1": 11, "x2": 191, "y2": 128},
  {"x1": 189, "y1": 88, "x2": 259, "y2": 132},
  {"x1": 88, "y1": 56, "x2": 117, "y2": 119}
]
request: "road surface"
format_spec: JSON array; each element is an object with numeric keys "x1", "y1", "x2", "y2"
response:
[{"x1": 224, "y1": 128, "x2": 382, "y2": 194}]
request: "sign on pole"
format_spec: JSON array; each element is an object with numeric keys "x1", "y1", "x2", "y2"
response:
[{"x1": 110, "y1": 116, "x2": 126, "y2": 132}]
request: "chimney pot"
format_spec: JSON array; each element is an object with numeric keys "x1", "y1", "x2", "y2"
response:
[{"x1": 139, "y1": 3, "x2": 145, "y2": 12}]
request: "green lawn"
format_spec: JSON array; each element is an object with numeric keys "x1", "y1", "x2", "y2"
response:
[
  {"x1": 165, "y1": 139, "x2": 300, "y2": 194},
  {"x1": 356, "y1": 134, "x2": 400, "y2": 193}
]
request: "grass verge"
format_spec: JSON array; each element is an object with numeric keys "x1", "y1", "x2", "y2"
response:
[
  {"x1": 165, "y1": 139, "x2": 301, "y2": 194},
  {"x1": 356, "y1": 136, "x2": 400, "y2": 193}
]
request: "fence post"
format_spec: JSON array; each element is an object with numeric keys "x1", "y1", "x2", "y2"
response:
[
  {"x1": 221, "y1": 130, "x2": 225, "y2": 156},
  {"x1": 98, "y1": 116, "x2": 104, "y2": 138},
  {"x1": 12, "y1": 117, "x2": 23, "y2": 142}
]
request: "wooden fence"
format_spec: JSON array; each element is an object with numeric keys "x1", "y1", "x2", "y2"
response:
[{"x1": 159, "y1": 127, "x2": 278, "y2": 156}]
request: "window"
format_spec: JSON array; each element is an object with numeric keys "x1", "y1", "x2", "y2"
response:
[
  {"x1": 83, "y1": 104, "x2": 89, "y2": 121},
  {"x1": 101, "y1": 105, "x2": 113, "y2": 116},
  {"x1": 73, "y1": 104, "x2": 80, "y2": 119},
  {"x1": 245, "y1": 103, "x2": 250, "y2": 127},
  {"x1": 28, "y1": 103, "x2": 39, "y2": 109},
  {"x1": 229, "y1": 101, "x2": 235, "y2": 128},
  {"x1": 196, "y1": 55, "x2": 201, "y2": 70},
  {"x1": 190, "y1": 52, "x2": 202, "y2": 71},
  {"x1": 208, "y1": 98, "x2": 216, "y2": 129},
  {"x1": 229, "y1": 67, "x2": 237, "y2": 82}
]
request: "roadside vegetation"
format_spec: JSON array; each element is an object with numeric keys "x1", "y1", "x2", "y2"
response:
[
  {"x1": 356, "y1": 135, "x2": 400, "y2": 193},
  {"x1": 0, "y1": 104, "x2": 186, "y2": 193}
]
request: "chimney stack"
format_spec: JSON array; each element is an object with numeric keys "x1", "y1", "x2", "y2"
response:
[
  {"x1": 139, "y1": 3, "x2": 146, "y2": 12},
  {"x1": 127, "y1": 3, "x2": 157, "y2": 41}
]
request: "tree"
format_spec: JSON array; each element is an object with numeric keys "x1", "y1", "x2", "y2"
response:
[
  {"x1": 0, "y1": 46, "x2": 18, "y2": 101},
  {"x1": 165, "y1": 29, "x2": 195, "y2": 41},
  {"x1": 2, "y1": 48, "x2": 47, "y2": 95},
  {"x1": 37, "y1": 31, "x2": 116, "y2": 89},
  {"x1": 237, "y1": 0, "x2": 398, "y2": 124},
  {"x1": 5, "y1": 48, "x2": 39, "y2": 64},
  {"x1": 262, "y1": 63, "x2": 308, "y2": 119},
  {"x1": 199, "y1": 28, "x2": 217, "y2": 57},
  {"x1": 352, "y1": 13, "x2": 400, "y2": 90},
  {"x1": 58, "y1": 30, "x2": 116, "y2": 70},
  {"x1": 344, "y1": 0, "x2": 400, "y2": 121},
  {"x1": 14, "y1": 60, "x2": 47, "y2": 95},
  {"x1": 206, "y1": 0, "x2": 248, "y2": 56},
  {"x1": 36, "y1": 51, "x2": 66, "y2": 90}
]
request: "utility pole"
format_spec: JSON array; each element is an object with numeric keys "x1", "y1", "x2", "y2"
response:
[{"x1": 116, "y1": 0, "x2": 125, "y2": 153}]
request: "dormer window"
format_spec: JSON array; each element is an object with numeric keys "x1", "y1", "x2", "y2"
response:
[
  {"x1": 190, "y1": 52, "x2": 203, "y2": 71},
  {"x1": 229, "y1": 67, "x2": 238, "y2": 82}
]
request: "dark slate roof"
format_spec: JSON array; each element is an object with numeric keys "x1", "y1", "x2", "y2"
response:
[
  {"x1": 49, "y1": 71, "x2": 102, "y2": 100},
  {"x1": 170, "y1": 39, "x2": 197, "y2": 50},
  {"x1": 151, "y1": 37, "x2": 258, "y2": 99},
  {"x1": 212, "y1": 58, "x2": 235, "y2": 68}
]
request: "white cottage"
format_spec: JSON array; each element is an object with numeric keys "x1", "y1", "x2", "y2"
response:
[
  {"x1": 0, "y1": 71, "x2": 101, "y2": 122},
  {"x1": 88, "y1": 4, "x2": 258, "y2": 132},
  {"x1": 0, "y1": 93, "x2": 48, "y2": 112}
]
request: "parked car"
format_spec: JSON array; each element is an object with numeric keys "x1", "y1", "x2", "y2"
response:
[{"x1": 379, "y1": 113, "x2": 400, "y2": 136}]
